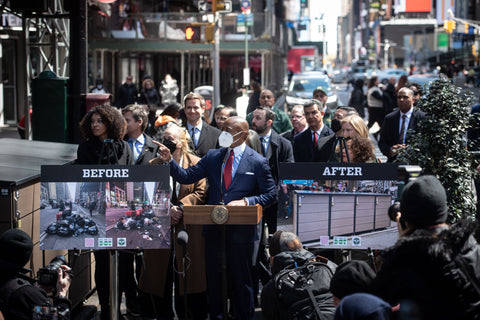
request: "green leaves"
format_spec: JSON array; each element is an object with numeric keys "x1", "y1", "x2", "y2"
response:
[{"x1": 398, "y1": 78, "x2": 476, "y2": 222}]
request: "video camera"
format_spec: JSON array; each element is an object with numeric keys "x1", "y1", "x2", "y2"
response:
[
  {"x1": 387, "y1": 165, "x2": 423, "y2": 222},
  {"x1": 37, "y1": 255, "x2": 73, "y2": 287}
]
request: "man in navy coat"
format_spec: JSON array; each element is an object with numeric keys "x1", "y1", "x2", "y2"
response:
[
  {"x1": 293, "y1": 99, "x2": 334, "y2": 162},
  {"x1": 156, "y1": 116, "x2": 276, "y2": 320}
]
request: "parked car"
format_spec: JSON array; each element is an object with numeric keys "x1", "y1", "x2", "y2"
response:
[
  {"x1": 286, "y1": 72, "x2": 338, "y2": 112},
  {"x1": 332, "y1": 68, "x2": 347, "y2": 83},
  {"x1": 374, "y1": 68, "x2": 408, "y2": 84},
  {"x1": 407, "y1": 73, "x2": 442, "y2": 93}
]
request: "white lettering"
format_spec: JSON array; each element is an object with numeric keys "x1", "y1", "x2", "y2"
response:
[
  {"x1": 322, "y1": 167, "x2": 363, "y2": 176},
  {"x1": 355, "y1": 167, "x2": 362, "y2": 175},
  {"x1": 81, "y1": 168, "x2": 129, "y2": 178}
]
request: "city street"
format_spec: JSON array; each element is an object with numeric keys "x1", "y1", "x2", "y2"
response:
[
  {"x1": 105, "y1": 206, "x2": 171, "y2": 249},
  {"x1": 40, "y1": 203, "x2": 105, "y2": 250}
]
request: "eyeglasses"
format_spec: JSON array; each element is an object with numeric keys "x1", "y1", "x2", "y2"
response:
[{"x1": 290, "y1": 115, "x2": 304, "y2": 120}]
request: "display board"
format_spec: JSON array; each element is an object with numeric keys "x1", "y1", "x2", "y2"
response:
[
  {"x1": 279, "y1": 163, "x2": 402, "y2": 250},
  {"x1": 40, "y1": 165, "x2": 170, "y2": 250}
]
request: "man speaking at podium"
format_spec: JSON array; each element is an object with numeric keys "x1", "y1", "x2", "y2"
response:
[{"x1": 155, "y1": 116, "x2": 276, "y2": 320}]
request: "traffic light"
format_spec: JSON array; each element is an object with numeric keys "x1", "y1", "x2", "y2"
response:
[
  {"x1": 185, "y1": 25, "x2": 201, "y2": 41},
  {"x1": 444, "y1": 20, "x2": 455, "y2": 33},
  {"x1": 205, "y1": 23, "x2": 215, "y2": 43},
  {"x1": 212, "y1": 0, "x2": 231, "y2": 13}
]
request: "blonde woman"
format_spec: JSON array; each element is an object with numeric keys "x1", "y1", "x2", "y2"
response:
[
  {"x1": 140, "y1": 122, "x2": 208, "y2": 318},
  {"x1": 341, "y1": 114, "x2": 370, "y2": 139}
]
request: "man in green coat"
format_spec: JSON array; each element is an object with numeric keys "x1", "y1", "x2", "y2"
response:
[{"x1": 246, "y1": 89, "x2": 292, "y2": 134}]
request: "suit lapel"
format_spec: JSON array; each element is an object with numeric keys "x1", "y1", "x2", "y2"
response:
[
  {"x1": 231, "y1": 146, "x2": 252, "y2": 186},
  {"x1": 196, "y1": 121, "x2": 208, "y2": 150},
  {"x1": 267, "y1": 132, "x2": 279, "y2": 160}
]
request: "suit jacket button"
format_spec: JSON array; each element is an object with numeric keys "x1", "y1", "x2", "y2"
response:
[{"x1": 224, "y1": 193, "x2": 228, "y2": 197}]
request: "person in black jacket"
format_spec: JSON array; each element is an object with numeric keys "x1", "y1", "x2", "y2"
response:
[
  {"x1": 348, "y1": 79, "x2": 366, "y2": 118},
  {"x1": 77, "y1": 104, "x2": 133, "y2": 320},
  {"x1": 116, "y1": 75, "x2": 138, "y2": 109},
  {"x1": 0, "y1": 229, "x2": 72, "y2": 320},
  {"x1": 138, "y1": 78, "x2": 161, "y2": 135},
  {"x1": 251, "y1": 106, "x2": 294, "y2": 232},
  {"x1": 260, "y1": 231, "x2": 337, "y2": 320},
  {"x1": 373, "y1": 175, "x2": 480, "y2": 319},
  {"x1": 246, "y1": 81, "x2": 262, "y2": 115}
]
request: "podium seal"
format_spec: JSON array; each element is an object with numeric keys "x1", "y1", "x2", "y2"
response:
[{"x1": 211, "y1": 206, "x2": 229, "y2": 224}]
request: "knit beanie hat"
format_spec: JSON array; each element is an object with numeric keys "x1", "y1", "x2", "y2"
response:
[
  {"x1": 0, "y1": 229, "x2": 33, "y2": 267},
  {"x1": 330, "y1": 260, "x2": 376, "y2": 299},
  {"x1": 334, "y1": 293, "x2": 392, "y2": 320},
  {"x1": 400, "y1": 175, "x2": 448, "y2": 227}
]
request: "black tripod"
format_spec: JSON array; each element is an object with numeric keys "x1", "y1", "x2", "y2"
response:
[{"x1": 329, "y1": 136, "x2": 351, "y2": 163}]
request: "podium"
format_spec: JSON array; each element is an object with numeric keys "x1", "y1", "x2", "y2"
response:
[
  {"x1": 183, "y1": 204, "x2": 262, "y2": 318},
  {"x1": 183, "y1": 204, "x2": 263, "y2": 225}
]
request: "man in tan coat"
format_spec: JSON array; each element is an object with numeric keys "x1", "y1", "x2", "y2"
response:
[{"x1": 139, "y1": 123, "x2": 208, "y2": 319}]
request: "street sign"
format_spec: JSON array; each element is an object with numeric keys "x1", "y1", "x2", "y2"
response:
[{"x1": 241, "y1": 0, "x2": 251, "y2": 12}]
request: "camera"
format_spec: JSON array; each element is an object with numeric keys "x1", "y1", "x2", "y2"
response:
[
  {"x1": 37, "y1": 255, "x2": 72, "y2": 287},
  {"x1": 388, "y1": 165, "x2": 423, "y2": 223}
]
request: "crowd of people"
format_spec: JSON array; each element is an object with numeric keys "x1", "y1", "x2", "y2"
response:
[
  {"x1": 3, "y1": 73, "x2": 480, "y2": 320},
  {"x1": 75, "y1": 77, "x2": 443, "y2": 320}
]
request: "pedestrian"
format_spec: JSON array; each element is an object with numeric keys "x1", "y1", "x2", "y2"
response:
[
  {"x1": 138, "y1": 78, "x2": 161, "y2": 135},
  {"x1": 366, "y1": 76, "x2": 384, "y2": 139},
  {"x1": 91, "y1": 78, "x2": 108, "y2": 94},
  {"x1": 348, "y1": 79, "x2": 366, "y2": 118},
  {"x1": 116, "y1": 75, "x2": 138, "y2": 109},
  {"x1": 246, "y1": 81, "x2": 262, "y2": 115}
]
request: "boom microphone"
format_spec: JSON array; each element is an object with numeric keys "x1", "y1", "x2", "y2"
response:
[{"x1": 177, "y1": 229, "x2": 189, "y2": 247}]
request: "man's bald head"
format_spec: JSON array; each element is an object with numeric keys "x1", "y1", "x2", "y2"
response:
[{"x1": 223, "y1": 116, "x2": 249, "y2": 148}]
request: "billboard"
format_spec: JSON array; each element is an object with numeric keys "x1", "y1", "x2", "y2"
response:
[
  {"x1": 395, "y1": 0, "x2": 432, "y2": 13},
  {"x1": 279, "y1": 163, "x2": 402, "y2": 250},
  {"x1": 40, "y1": 165, "x2": 170, "y2": 250}
]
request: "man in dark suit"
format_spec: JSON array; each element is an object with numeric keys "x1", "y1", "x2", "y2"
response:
[
  {"x1": 122, "y1": 103, "x2": 160, "y2": 316},
  {"x1": 379, "y1": 87, "x2": 426, "y2": 162},
  {"x1": 123, "y1": 104, "x2": 159, "y2": 165},
  {"x1": 294, "y1": 99, "x2": 334, "y2": 162},
  {"x1": 156, "y1": 116, "x2": 276, "y2": 320},
  {"x1": 252, "y1": 106, "x2": 294, "y2": 232},
  {"x1": 281, "y1": 104, "x2": 307, "y2": 146},
  {"x1": 184, "y1": 92, "x2": 221, "y2": 157}
]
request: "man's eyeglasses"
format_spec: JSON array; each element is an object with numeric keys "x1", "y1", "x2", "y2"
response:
[{"x1": 290, "y1": 115, "x2": 304, "y2": 120}]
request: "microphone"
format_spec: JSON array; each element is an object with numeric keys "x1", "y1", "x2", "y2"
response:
[
  {"x1": 331, "y1": 118, "x2": 342, "y2": 133},
  {"x1": 177, "y1": 229, "x2": 189, "y2": 247}
]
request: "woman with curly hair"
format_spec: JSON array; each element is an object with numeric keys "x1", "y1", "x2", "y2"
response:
[
  {"x1": 77, "y1": 104, "x2": 133, "y2": 320},
  {"x1": 342, "y1": 136, "x2": 377, "y2": 163},
  {"x1": 77, "y1": 104, "x2": 133, "y2": 165}
]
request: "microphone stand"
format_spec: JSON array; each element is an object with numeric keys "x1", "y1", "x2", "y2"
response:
[
  {"x1": 175, "y1": 227, "x2": 189, "y2": 320},
  {"x1": 219, "y1": 150, "x2": 230, "y2": 319}
]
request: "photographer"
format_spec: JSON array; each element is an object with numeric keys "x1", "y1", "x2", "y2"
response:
[
  {"x1": 373, "y1": 175, "x2": 480, "y2": 319},
  {"x1": 0, "y1": 229, "x2": 72, "y2": 320}
]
